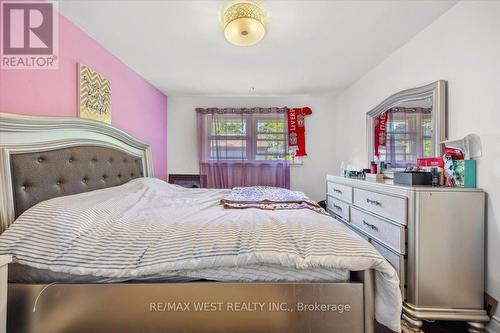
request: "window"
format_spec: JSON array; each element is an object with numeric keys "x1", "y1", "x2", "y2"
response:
[
  {"x1": 256, "y1": 117, "x2": 289, "y2": 161},
  {"x1": 210, "y1": 118, "x2": 247, "y2": 160},
  {"x1": 207, "y1": 114, "x2": 293, "y2": 162},
  {"x1": 197, "y1": 108, "x2": 291, "y2": 188}
]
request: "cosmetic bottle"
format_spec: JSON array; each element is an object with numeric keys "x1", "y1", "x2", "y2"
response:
[{"x1": 431, "y1": 167, "x2": 439, "y2": 187}]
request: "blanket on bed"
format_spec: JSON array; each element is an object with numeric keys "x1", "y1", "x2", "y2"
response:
[
  {"x1": 221, "y1": 186, "x2": 326, "y2": 214},
  {"x1": 0, "y1": 178, "x2": 402, "y2": 332}
]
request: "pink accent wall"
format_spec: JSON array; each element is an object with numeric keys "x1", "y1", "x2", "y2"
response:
[{"x1": 0, "y1": 12, "x2": 168, "y2": 179}]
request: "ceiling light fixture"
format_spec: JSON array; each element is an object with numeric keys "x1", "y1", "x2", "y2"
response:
[{"x1": 223, "y1": 1, "x2": 266, "y2": 46}]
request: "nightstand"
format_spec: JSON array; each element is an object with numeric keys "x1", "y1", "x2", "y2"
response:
[{"x1": 0, "y1": 255, "x2": 11, "y2": 333}]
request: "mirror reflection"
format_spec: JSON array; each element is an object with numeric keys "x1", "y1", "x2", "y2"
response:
[{"x1": 373, "y1": 97, "x2": 433, "y2": 168}]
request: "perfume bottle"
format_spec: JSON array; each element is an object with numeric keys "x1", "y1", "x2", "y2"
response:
[{"x1": 431, "y1": 167, "x2": 439, "y2": 187}]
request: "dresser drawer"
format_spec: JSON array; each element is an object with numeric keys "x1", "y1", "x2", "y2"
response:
[
  {"x1": 351, "y1": 207, "x2": 406, "y2": 254},
  {"x1": 370, "y1": 240, "x2": 406, "y2": 297},
  {"x1": 327, "y1": 196, "x2": 350, "y2": 221},
  {"x1": 353, "y1": 188, "x2": 407, "y2": 224},
  {"x1": 327, "y1": 182, "x2": 352, "y2": 203},
  {"x1": 345, "y1": 222, "x2": 369, "y2": 241}
]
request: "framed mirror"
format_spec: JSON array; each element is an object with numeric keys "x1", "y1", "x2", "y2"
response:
[{"x1": 367, "y1": 81, "x2": 447, "y2": 169}]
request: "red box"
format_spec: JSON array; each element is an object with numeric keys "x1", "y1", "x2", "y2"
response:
[{"x1": 417, "y1": 157, "x2": 444, "y2": 168}]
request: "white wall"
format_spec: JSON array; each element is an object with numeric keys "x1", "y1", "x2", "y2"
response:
[
  {"x1": 167, "y1": 93, "x2": 336, "y2": 201},
  {"x1": 333, "y1": 1, "x2": 500, "y2": 330}
]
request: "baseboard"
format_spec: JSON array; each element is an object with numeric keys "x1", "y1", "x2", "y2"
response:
[{"x1": 487, "y1": 315, "x2": 500, "y2": 333}]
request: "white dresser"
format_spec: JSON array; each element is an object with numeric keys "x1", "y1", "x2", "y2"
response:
[
  {"x1": 326, "y1": 175, "x2": 489, "y2": 332},
  {"x1": 0, "y1": 255, "x2": 11, "y2": 333}
]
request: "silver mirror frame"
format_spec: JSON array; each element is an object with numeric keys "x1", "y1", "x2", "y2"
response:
[{"x1": 366, "y1": 80, "x2": 447, "y2": 166}]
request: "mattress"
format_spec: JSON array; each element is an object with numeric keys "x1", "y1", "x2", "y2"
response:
[
  {"x1": 0, "y1": 178, "x2": 402, "y2": 332},
  {"x1": 8, "y1": 263, "x2": 349, "y2": 283}
]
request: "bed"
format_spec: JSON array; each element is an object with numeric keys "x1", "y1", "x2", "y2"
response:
[{"x1": 0, "y1": 112, "x2": 402, "y2": 333}]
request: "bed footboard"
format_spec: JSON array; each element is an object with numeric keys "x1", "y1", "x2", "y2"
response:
[{"x1": 7, "y1": 270, "x2": 375, "y2": 333}]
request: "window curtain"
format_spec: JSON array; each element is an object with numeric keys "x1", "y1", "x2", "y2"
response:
[
  {"x1": 381, "y1": 107, "x2": 432, "y2": 168},
  {"x1": 197, "y1": 107, "x2": 290, "y2": 189}
]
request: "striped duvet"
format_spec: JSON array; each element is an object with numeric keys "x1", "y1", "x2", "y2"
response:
[{"x1": 0, "y1": 178, "x2": 401, "y2": 332}]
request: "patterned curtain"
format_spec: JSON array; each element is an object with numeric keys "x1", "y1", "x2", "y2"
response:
[{"x1": 196, "y1": 108, "x2": 290, "y2": 189}]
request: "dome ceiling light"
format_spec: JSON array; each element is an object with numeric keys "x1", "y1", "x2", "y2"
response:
[{"x1": 223, "y1": 1, "x2": 266, "y2": 46}]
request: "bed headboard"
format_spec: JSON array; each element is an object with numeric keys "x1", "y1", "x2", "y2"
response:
[{"x1": 0, "y1": 112, "x2": 153, "y2": 232}]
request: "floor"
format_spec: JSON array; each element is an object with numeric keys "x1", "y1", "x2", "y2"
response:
[{"x1": 376, "y1": 320, "x2": 471, "y2": 332}]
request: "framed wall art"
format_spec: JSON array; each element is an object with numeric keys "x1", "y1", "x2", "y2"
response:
[{"x1": 78, "y1": 63, "x2": 112, "y2": 124}]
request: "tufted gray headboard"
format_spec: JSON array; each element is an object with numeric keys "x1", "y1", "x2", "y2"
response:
[
  {"x1": 10, "y1": 146, "x2": 144, "y2": 219},
  {"x1": 0, "y1": 112, "x2": 153, "y2": 232}
]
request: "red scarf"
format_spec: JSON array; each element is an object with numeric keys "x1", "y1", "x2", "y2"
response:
[
  {"x1": 287, "y1": 107, "x2": 312, "y2": 157},
  {"x1": 374, "y1": 111, "x2": 388, "y2": 158}
]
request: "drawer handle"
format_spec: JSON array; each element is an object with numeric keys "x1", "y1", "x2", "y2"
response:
[
  {"x1": 366, "y1": 198, "x2": 382, "y2": 206},
  {"x1": 363, "y1": 220, "x2": 379, "y2": 232},
  {"x1": 333, "y1": 189, "x2": 343, "y2": 195},
  {"x1": 333, "y1": 204, "x2": 343, "y2": 211}
]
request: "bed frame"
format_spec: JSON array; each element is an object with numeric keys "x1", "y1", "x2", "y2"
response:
[{"x1": 0, "y1": 112, "x2": 380, "y2": 333}]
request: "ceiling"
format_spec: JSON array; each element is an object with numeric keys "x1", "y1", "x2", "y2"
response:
[{"x1": 58, "y1": 0, "x2": 456, "y2": 96}]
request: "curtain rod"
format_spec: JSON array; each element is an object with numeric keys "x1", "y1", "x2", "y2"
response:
[{"x1": 195, "y1": 107, "x2": 288, "y2": 114}]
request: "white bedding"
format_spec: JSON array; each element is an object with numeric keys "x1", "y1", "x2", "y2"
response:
[{"x1": 0, "y1": 178, "x2": 402, "y2": 331}]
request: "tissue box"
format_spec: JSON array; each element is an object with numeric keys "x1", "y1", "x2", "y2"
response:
[
  {"x1": 453, "y1": 160, "x2": 476, "y2": 188},
  {"x1": 417, "y1": 157, "x2": 444, "y2": 168}
]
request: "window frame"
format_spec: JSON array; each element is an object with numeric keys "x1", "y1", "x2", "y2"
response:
[{"x1": 206, "y1": 114, "x2": 301, "y2": 165}]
